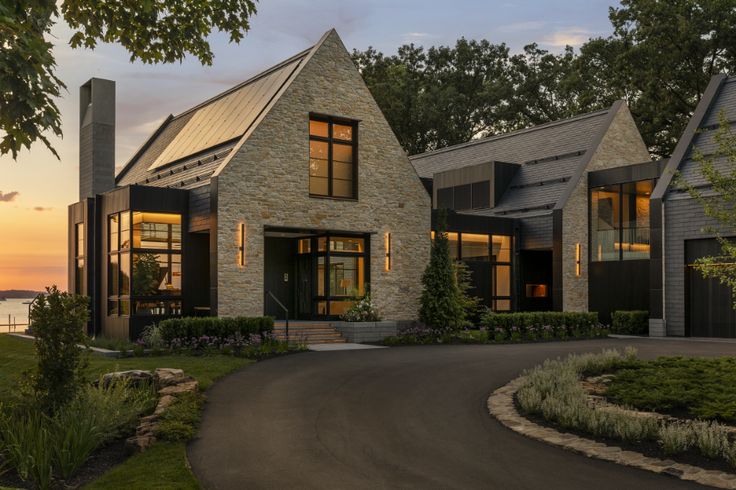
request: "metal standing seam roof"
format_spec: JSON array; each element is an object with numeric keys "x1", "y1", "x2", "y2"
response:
[
  {"x1": 409, "y1": 107, "x2": 613, "y2": 218},
  {"x1": 116, "y1": 46, "x2": 313, "y2": 187}
]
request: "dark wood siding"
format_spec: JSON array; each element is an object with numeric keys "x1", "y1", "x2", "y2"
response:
[{"x1": 189, "y1": 185, "x2": 210, "y2": 232}]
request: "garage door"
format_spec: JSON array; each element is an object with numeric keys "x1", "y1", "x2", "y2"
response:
[{"x1": 686, "y1": 238, "x2": 736, "y2": 338}]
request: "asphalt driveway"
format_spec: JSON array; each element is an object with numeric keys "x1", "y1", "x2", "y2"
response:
[{"x1": 188, "y1": 338, "x2": 736, "y2": 489}]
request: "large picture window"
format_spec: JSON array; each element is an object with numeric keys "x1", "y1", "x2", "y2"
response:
[
  {"x1": 309, "y1": 116, "x2": 358, "y2": 199},
  {"x1": 432, "y1": 231, "x2": 513, "y2": 311},
  {"x1": 74, "y1": 223, "x2": 85, "y2": 295},
  {"x1": 591, "y1": 180, "x2": 652, "y2": 261},
  {"x1": 108, "y1": 211, "x2": 182, "y2": 317}
]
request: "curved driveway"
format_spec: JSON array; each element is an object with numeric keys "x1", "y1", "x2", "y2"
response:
[{"x1": 188, "y1": 339, "x2": 736, "y2": 489}]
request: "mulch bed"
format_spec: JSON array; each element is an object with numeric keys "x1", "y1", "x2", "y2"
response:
[
  {"x1": 0, "y1": 438, "x2": 130, "y2": 489},
  {"x1": 514, "y1": 395, "x2": 736, "y2": 475}
]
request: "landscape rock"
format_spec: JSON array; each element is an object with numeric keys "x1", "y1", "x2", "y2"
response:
[
  {"x1": 159, "y1": 380, "x2": 199, "y2": 396},
  {"x1": 154, "y1": 368, "x2": 193, "y2": 388},
  {"x1": 99, "y1": 370, "x2": 153, "y2": 388},
  {"x1": 126, "y1": 433, "x2": 156, "y2": 453},
  {"x1": 154, "y1": 394, "x2": 177, "y2": 415}
]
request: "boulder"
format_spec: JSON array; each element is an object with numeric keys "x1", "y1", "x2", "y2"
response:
[
  {"x1": 154, "y1": 368, "x2": 193, "y2": 388},
  {"x1": 159, "y1": 380, "x2": 199, "y2": 396},
  {"x1": 154, "y1": 394, "x2": 177, "y2": 415},
  {"x1": 126, "y1": 434, "x2": 156, "y2": 453},
  {"x1": 100, "y1": 370, "x2": 153, "y2": 388}
]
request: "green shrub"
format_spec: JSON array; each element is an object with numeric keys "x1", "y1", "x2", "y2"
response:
[
  {"x1": 28, "y1": 286, "x2": 90, "y2": 414},
  {"x1": 482, "y1": 311, "x2": 598, "y2": 333},
  {"x1": 156, "y1": 392, "x2": 204, "y2": 441},
  {"x1": 156, "y1": 316, "x2": 274, "y2": 343},
  {"x1": 419, "y1": 211, "x2": 464, "y2": 329},
  {"x1": 0, "y1": 381, "x2": 155, "y2": 488},
  {"x1": 611, "y1": 310, "x2": 649, "y2": 335}
]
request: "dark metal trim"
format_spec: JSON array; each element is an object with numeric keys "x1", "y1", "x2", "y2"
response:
[
  {"x1": 588, "y1": 159, "x2": 666, "y2": 188},
  {"x1": 552, "y1": 208, "x2": 563, "y2": 310}
]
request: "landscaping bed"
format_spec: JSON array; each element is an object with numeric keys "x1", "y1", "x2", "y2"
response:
[{"x1": 513, "y1": 349, "x2": 736, "y2": 476}]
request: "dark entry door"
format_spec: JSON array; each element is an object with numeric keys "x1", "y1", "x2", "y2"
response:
[
  {"x1": 264, "y1": 237, "x2": 294, "y2": 319},
  {"x1": 686, "y1": 238, "x2": 736, "y2": 338}
]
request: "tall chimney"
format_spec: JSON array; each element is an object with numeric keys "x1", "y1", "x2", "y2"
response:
[{"x1": 79, "y1": 78, "x2": 115, "y2": 200}]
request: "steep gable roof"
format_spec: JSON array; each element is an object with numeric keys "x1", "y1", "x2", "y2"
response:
[
  {"x1": 115, "y1": 33, "x2": 333, "y2": 189},
  {"x1": 410, "y1": 104, "x2": 618, "y2": 218},
  {"x1": 652, "y1": 74, "x2": 733, "y2": 200}
]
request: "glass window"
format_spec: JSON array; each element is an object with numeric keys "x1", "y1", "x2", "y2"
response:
[
  {"x1": 318, "y1": 256, "x2": 326, "y2": 296},
  {"x1": 330, "y1": 300, "x2": 356, "y2": 316},
  {"x1": 436, "y1": 187, "x2": 453, "y2": 209},
  {"x1": 461, "y1": 234, "x2": 489, "y2": 261},
  {"x1": 132, "y1": 212, "x2": 181, "y2": 250},
  {"x1": 132, "y1": 253, "x2": 181, "y2": 296},
  {"x1": 329, "y1": 237, "x2": 364, "y2": 252},
  {"x1": 298, "y1": 238, "x2": 311, "y2": 254},
  {"x1": 75, "y1": 223, "x2": 85, "y2": 295},
  {"x1": 591, "y1": 184, "x2": 621, "y2": 261},
  {"x1": 493, "y1": 265, "x2": 511, "y2": 297},
  {"x1": 493, "y1": 299, "x2": 511, "y2": 311},
  {"x1": 329, "y1": 256, "x2": 365, "y2": 296},
  {"x1": 492, "y1": 235, "x2": 512, "y2": 263},
  {"x1": 75, "y1": 259, "x2": 85, "y2": 295},
  {"x1": 622, "y1": 181, "x2": 652, "y2": 260},
  {"x1": 447, "y1": 232, "x2": 459, "y2": 260},
  {"x1": 108, "y1": 254, "x2": 119, "y2": 296},
  {"x1": 309, "y1": 116, "x2": 357, "y2": 199},
  {"x1": 525, "y1": 284, "x2": 548, "y2": 298},
  {"x1": 120, "y1": 212, "x2": 130, "y2": 249},
  {"x1": 109, "y1": 215, "x2": 119, "y2": 252},
  {"x1": 591, "y1": 181, "x2": 652, "y2": 261}
]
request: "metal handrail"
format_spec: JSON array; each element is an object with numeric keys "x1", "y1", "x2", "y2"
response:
[{"x1": 265, "y1": 290, "x2": 289, "y2": 340}]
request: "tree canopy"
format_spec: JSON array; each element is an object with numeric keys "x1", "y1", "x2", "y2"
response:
[
  {"x1": 0, "y1": 0, "x2": 257, "y2": 160},
  {"x1": 354, "y1": 0, "x2": 736, "y2": 157}
]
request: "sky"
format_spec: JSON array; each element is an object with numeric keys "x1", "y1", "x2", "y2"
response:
[{"x1": 0, "y1": 0, "x2": 618, "y2": 291}]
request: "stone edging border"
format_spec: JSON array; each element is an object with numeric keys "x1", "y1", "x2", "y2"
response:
[{"x1": 488, "y1": 377, "x2": 736, "y2": 489}]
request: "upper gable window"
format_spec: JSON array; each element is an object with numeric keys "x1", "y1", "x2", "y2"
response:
[{"x1": 309, "y1": 115, "x2": 358, "y2": 199}]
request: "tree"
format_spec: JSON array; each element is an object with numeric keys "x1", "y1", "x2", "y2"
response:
[
  {"x1": 28, "y1": 286, "x2": 89, "y2": 414},
  {"x1": 354, "y1": 0, "x2": 736, "y2": 158},
  {"x1": 419, "y1": 211, "x2": 464, "y2": 329},
  {"x1": 682, "y1": 113, "x2": 736, "y2": 306},
  {"x1": 1, "y1": 0, "x2": 257, "y2": 160}
]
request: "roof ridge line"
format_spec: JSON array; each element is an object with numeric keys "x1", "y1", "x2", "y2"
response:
[
  {"x1": 409, "y1": 107, "x2": 611, "y2": 161},
  {"x1": 173, "y1": 45, "x2": 314, "y2": 120}
]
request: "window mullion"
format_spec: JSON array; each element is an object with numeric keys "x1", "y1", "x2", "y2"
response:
[{"x1": 328, "y1": 122, "x2": 334, "y2": 197}]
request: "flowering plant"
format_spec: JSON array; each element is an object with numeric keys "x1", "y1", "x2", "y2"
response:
[{"x1": 341, "y1": 292, "x2": 382, "y2": 322}]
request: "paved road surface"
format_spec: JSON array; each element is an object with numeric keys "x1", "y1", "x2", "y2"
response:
[{"x1": 188, "y1": 338, "x2": 736, "y2": 489}]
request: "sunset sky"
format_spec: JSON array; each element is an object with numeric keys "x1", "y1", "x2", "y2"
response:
[{"x1": 0, "y1": 0, "x2": 615, "y2": 291}]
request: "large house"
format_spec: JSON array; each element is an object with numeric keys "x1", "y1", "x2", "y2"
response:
[{"x1": 68, "y1": 29, "x2": 736, "y2": 340}]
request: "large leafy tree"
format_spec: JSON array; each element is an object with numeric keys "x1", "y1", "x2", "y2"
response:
[
  {"x1": 355, "y1": 0, "x2": 736, "y2": 158},
  {"x1": 0, "y1": 0, "x2": 257, "y2": 160}
]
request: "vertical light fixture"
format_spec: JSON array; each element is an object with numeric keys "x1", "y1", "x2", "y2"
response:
[
  {"x1": 575, "y1": 242, "x2": 581, "y2": 277},
  {"x1": 238, "y1": 222, "x2": 246, "y2": 267},
  {"x1": 385, "y1": 232, "x2": 392, "y2": 271}
]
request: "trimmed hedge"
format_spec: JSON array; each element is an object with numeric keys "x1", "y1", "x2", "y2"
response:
[
  {"x1": 611, "y1": 310, "x2": 649, "y2": 335},
  {"x1": 157, "y1": 316, "x2": 274, "y2": 343},
  {"x1": 482, "y1": 311, "x2": 598, "y2": 330}
]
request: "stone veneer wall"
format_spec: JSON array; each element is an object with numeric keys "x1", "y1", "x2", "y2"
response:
[
  {"x1": 561, "y1": 105, "x2": 651, "y2": 311},
  {"x1": 215, "y1": 31, "x2": 431, "y2": 320}
]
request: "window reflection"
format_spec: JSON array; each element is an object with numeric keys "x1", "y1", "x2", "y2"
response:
[{"x1": 591, "y1": 181, "x2": 651, "y2": 261}]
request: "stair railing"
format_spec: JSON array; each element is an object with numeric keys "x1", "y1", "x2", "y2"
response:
[{"x1": 265, "y1": 290, "x2": 289, "y2": 341}]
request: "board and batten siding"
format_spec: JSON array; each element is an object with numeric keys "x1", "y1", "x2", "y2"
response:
[
  {"x1": 188, "y1": 185, "x2": 210, "y2": 232},
  {"x1": 519, "y1": 214, "x2": 553, "y2": 250}
]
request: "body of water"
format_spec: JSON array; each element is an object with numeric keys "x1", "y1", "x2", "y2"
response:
[{"x1": 0, "y1": 298, "x2": 32, "y2": 332}]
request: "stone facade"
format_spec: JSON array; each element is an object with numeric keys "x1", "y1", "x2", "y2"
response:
[
  {"x1": 561, "y1": 104, "x2": 651, "y2": 311},
  {"x1": 215, "y1": 31, "x2": 430, "y2": 320}
]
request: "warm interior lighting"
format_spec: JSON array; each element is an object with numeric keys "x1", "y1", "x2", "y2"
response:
[
  {"x1": 525, "y1": 284, "x2": 548, "y2": 298},
  {"x1": 575, "y1": 243, "x2": 582, "y2": 277},
  {"x1": 385, "y1": 232, "x2": 392, "y2": 271},
  {"x1": 237, "y1": 223, "x2": 246, "y2": 267}
]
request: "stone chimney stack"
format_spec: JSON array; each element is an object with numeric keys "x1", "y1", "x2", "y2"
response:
[{"x1": 79, "y1": 78, "x2": 115, "y2": 200}]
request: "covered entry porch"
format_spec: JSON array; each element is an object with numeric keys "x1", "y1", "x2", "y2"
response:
[{"x1": 263, "y1": 226, "x2": 370, "y2": 320}]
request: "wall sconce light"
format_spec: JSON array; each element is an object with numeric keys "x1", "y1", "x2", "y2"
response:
[
  {"x1": 385, "y1": 232, "x2": 392, "y2": 271},
  {"x1": 575, "y1": 242, "x2": 581, "y2": 277},
  {"x1": 237, "y1": 222, "x2": 246, "y2": 267}
]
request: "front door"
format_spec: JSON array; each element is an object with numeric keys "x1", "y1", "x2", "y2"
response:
[
  {"x1": 296, "y1": 253, "x2": 313, "y2": 319},
  {"x1": 264, "y1": 237, "x2": 294, "y2": 319}
]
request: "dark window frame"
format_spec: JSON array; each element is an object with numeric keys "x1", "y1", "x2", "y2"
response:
[
  {"x1": 589, "y1": 179, "x2": 653, "y2": 262},
  {"x1": 74, "y1": 222, "x2": 85, "y2": 295},
  {"x1": 107, "y1": 211, "x2": 183, "y2": 318},
  {"x1": 309, "y1": 114, "x2": 359, "y2": 200}
]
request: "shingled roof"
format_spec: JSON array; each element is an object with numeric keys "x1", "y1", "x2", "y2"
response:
[
  {"x1": 115, "y1": 33, "x2": 332, "y2": 189},
  {"x1": 410, "y1": 104, "x2": 619, "y2": 218}
]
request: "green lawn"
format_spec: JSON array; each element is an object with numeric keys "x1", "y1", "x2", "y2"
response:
[
  {"x1": 606, "y1": 356, "x2": 736, "y2": 423},
  {"x1": 0, "y1": 334, "x2": 254, "y2": 489}
]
